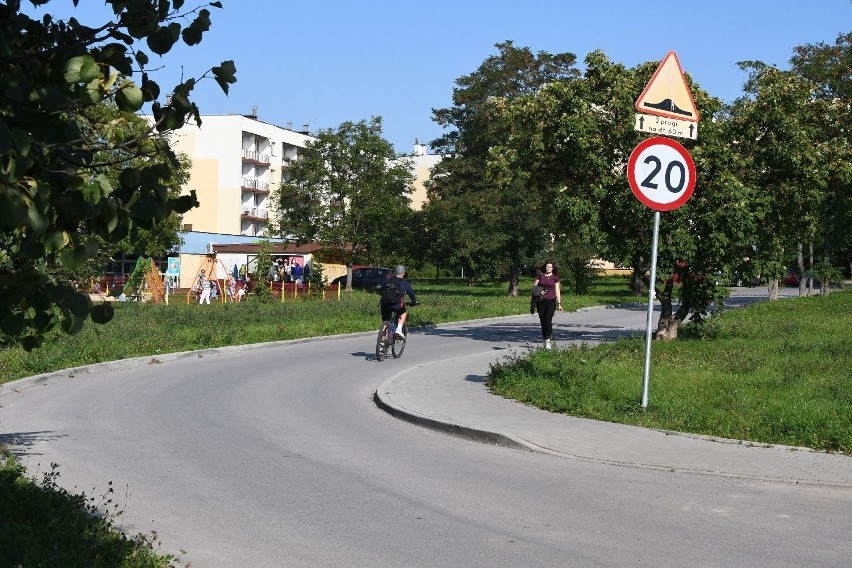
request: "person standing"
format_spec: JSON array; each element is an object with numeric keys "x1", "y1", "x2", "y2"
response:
[
  {"x1": 533, "y1": 260, "x2": 562, "y2": 349},
  {"x1": 197, "y1": 269, "x2": 212, "y2": 305}
]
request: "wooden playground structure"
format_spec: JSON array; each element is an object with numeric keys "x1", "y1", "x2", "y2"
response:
[{"x1": 186, "y1": 255, "x2": 234, "y2": 303}]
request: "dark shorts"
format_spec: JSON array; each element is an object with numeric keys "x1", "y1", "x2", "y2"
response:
[{"x1": 381, "y1": 302, "x2": 406, "y2": 322}]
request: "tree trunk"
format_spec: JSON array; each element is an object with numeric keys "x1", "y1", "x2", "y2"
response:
[
  {"x1": 797, "y1": 241, "x2": 806, "y2": 297},
  {"x1": 653, "y1": 276, "x2": 692, "y2": 342},
  {"x1": 630, "y1": 255, "x2": 646, "y2": 296},
  {"x1": 656, "y1": 315, "x2": 680, "y2": 341},
  {"x1": 507, "y1": 266, "x2": 521, "y2": 297},
  {"x1": 768, "y1": 278, "x2": 779, "y2": 300},
  {"x1": 808, "y1": 241, "x2": 814, "y2": 296}
]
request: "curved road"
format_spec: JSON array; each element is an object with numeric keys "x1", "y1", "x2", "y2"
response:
[{"x1": 1, "y1": 288, "x2": 849, "y2": 567}]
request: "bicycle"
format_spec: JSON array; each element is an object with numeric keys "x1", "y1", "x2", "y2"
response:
[{"x1": 375, "y1": 303, "x2": 416, "y2": 361}]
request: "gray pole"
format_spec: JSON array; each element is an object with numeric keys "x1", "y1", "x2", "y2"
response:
[{"x1": 641, "y1": 210, "x2": 661, "y2": 409}]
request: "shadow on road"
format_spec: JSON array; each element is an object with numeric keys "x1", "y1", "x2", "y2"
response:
[{"x1": 0, "y1": 431, "x2": 63, "y2": 458}]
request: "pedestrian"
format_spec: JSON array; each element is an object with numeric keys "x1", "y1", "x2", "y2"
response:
[
  {"x1": 197, "y1": 269, "x2": 212, "y2": 305},
  {"x1": 532, "y1": 260, "x2": 562, "y2": 349},
  {"x1": 292, "y1": 262, "x2": 302, "y2": 284}
]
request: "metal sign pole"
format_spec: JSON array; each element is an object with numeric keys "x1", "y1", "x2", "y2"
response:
[{"x1": 641, "y1": 210, "x2": 661, "y2": 409}]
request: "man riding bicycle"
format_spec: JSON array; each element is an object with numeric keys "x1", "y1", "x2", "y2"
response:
[{"x1": 378, "y1": 265, "x2": 417, "y2": 338}]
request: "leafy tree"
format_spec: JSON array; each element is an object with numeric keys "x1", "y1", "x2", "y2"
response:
[
  {"x1": 790, "y1": 32, "x2": 852, "y2": 284},
  {"x1": 252, "y1": 238, "x2": 274, "y2": 302},
  {"x1": 728, "y1": 63, "x2": 830, "y2": 299},
  {"x1": 0, "y1": 0, "x2": 236, "y2": 349},
  {"x1": 273, "y1": 117, "x2": 414, "y2": 291},
  {"x1": 424, "y1": 41, "x2": 580, "y2": 292}
]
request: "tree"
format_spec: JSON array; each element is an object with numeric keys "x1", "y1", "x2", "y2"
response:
[
  {"x1": 273, "y1": 117, "x2": 414, "y2": 290},
  {"x1": 424, "y1": 41, "x2": 580, "y2": 293},
  {"x1": 790, "y1": 32, "x2": 852, "y2": 284},
  {"x1": 728, "y1": 63, "x2": 830, "y2": 299},
  {"x1": 0, "y1": 0, "x2": 236, "y2": 349}
]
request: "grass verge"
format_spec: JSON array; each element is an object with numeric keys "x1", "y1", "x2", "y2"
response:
[
  {"x1": 488, "y1": 289, "x2": 852, "y2": 453},
  {"x1": 0, "y1": 448, "x2": 181, "y2": 567}
]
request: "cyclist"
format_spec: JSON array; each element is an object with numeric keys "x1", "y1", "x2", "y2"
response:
[{"x1": 377, "y1": 265, "x2": 417, "y2": 338}]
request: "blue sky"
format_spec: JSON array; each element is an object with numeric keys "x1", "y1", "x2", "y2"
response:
[{"x1": 30, "y1": 1, "x2": 852, "y2": 153}]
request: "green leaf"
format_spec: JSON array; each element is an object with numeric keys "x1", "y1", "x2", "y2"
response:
[
  {"x1": 22, "y1": 335, "x2": 44, "y2": 352},
  {"x1": 42, "y1": 230, "x2": 70, "y2": 253},
  {"x1": 26, "y1": 206, "x2": 48, "y2": 233},
  {"x1": 66, "y1": 292, "x2": 91, "y2": 318},
  {"x1": 58, "y1": 241, "x2": 92, "y2": 270},
  {"x1": 60, "y1": 311, "x2": 85, "y2": 335},
  {"x1": 147, "y1": 23, "x2": 181, "y2": 55},
  {"x1": 0, "y1": 312, "x2": 25, "y2": 336},
  {"x1": 116, "y1": 82, "x2": 144, "y2": 112},
  {"x1": 64, "y1": 55, "x2": 100, "y2": 83},
  {"x1": 91, "y1": 302, "x2": 115, "y2": 324},
  {"x1": 182, "y1": 9, "x2": 211, "y2": 46},
  {"x1": 0, "y1": 187, "x2": 30, "y2": 227},
  {"x1": 98, "y1": 43, "x2": 132, "y2": 75},
  {"x1": 212, "y1": 60, "x2": 237, "y2": 94}
]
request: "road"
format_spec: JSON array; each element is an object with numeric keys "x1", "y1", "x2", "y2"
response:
[{"x1": 1, "y1": 286, "x2": 849, "y2": 567}]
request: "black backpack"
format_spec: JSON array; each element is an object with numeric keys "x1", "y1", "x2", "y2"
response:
[{"x1": 380, "y1": 278, "x2": 403, "y2": 305}]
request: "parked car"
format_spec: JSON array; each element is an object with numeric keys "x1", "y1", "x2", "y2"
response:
[{"x1": 330, "y1": 267, "x2": 394, "y2": 290}]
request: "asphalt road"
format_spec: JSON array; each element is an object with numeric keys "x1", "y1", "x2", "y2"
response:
[{"x1": 2, "y1": 286, "x2": 849, "y2": 567}]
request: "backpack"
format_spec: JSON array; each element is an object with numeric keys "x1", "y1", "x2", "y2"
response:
[{"x1": 380, "y1": 278, "x2": 403, "y2": 305}]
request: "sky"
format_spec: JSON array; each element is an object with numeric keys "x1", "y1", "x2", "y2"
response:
[{"x1": 28, "y1": 0, "x2": 852, "y2": 154}]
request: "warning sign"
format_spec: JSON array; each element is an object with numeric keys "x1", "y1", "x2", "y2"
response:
[{"x1": 635, "y1": 51, "x2": 699, "y2": 123}]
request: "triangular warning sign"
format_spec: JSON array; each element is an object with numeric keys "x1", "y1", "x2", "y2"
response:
[{"x1": 635, "y1": 51, "x2": 700, "y2": 122}]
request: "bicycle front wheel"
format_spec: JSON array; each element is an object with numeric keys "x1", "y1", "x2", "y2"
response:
[
  {"x1": 392, "y1": 323, "x2": 407, "y2": 358},
  {"x1": 376, "y1": 321, "x2": 392, "y2": 361}
]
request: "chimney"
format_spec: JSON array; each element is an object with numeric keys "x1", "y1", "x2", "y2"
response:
[
  {"x1": 301, "y1": 123, "x2": 309, "y2": 134},
  {"x1": 249, "y1": 106, "x2": 258, "y2": 119}
]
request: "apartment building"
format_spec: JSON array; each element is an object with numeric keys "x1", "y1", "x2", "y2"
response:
[
  {"x1": 167, "y1": 111, "x2": 315, "y2": 238},
  {"x1": 138, "y1": 112, "x2": 316, "y2": 286}
]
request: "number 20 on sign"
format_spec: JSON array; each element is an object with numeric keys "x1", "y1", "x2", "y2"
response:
[{"x1": 627, "y1": 136, "x2": 696, "y2": 211}]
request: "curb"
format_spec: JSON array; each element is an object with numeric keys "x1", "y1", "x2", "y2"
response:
[{"x1": 373, "y1": 385, "x2": 531, "y2": 452}]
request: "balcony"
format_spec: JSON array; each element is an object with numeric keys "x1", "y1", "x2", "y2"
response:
[
  {"x1": 241, "y1": 177, "x2": 269, "y2": 194},
  {"x1": 242, "y1": 149, "x2": 271, "y2": 166},
  {"x1": 241, "y1": 207, "x2": 269, "y2": 221}
]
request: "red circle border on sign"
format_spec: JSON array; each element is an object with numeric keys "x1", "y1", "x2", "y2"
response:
[{"x1": 627, "y1": 136, "x2": 696, "y2": 211}]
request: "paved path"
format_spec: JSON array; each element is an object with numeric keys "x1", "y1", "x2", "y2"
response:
[{"x1": 376, "y1": 289, "x2": 852, "y2": 488}]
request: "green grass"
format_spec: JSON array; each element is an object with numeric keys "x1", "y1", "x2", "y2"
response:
[
  {"x1": 0, "y1": 276, "x2": 642, "y2": 384},
  {"x1": 488, "y1": 289, "x2": 852, "y2": 453},
  {"x1": 0, "y1": 450, "x2": 181, "y2": 567}
]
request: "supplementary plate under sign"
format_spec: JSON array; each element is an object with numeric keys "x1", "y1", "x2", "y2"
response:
[{"x1": 634, "y1": 113, "x2": 698, "y2": 140}]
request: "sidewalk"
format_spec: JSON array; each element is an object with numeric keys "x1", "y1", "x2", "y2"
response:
[{"x1": 375, "y1": 303, "x2": 852, "y2": 488}]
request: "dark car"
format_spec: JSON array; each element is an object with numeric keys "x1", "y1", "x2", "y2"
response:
[{"x1": 330, "y1": 267, "x2": 393, "y2": 290}]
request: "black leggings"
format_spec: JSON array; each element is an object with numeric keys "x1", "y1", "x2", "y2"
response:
[{"x1": 538, "y1": 298, "x2": 556, "y2": 340}]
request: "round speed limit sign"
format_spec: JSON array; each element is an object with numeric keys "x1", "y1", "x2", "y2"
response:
[{"x1": 627, "y1": 136, "x2": 696, "y2": 211}]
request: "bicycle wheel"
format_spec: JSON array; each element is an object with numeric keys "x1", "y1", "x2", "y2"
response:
[
  {"x1": 392, "y1": 323, "x2": 407, "y2": 358},
  {"x1": 376, "y1": 321, "x2": 392, "y2": 361}
]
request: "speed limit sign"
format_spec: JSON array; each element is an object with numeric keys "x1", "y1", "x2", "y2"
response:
[{"x1": 627, "y1": 136, "x2": 696, "y2": 211}]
